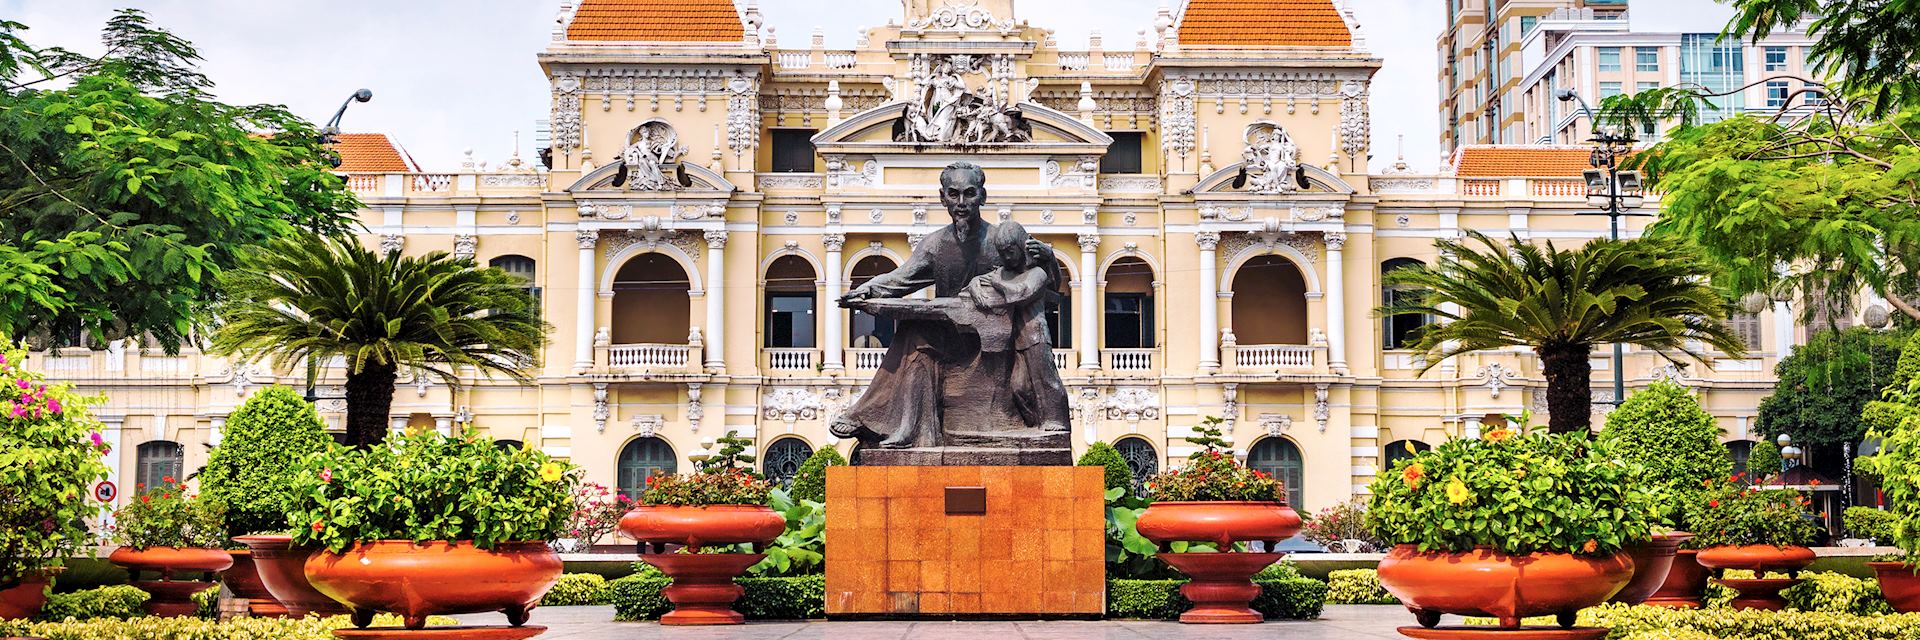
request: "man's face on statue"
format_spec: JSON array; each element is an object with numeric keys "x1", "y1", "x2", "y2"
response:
[{"x1": 939, "y1": 168, "x2": 986, "y2": 221}]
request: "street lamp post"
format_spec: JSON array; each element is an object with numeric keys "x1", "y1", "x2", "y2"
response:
[
  {"x1": 1556, "y1": 89, "x2": 1648, "y2": 411},
  {"x1": 306, "y1": 89, "x2": 374, "y2": 404}
]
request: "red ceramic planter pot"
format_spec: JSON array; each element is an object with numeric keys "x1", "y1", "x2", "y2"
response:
[
  {"x1": 0, "y1": 569, "x2": 59, "y2": 620},
  {"x1": 1609, "y1": 531, "x2": 1692, "y2": 605},
  {"x1": 619, "y1": 505, "x2": 787, "y2": 550},
  {"x1": 641, "y1": 553, "x2": 767, "y2": 626},
  {"x1": 235, "y1": 535, "x2": 349, "y2": 618},
  {"x1": 108, "y1": 546, "x2": 234, "y2": 617},
  {"x1": 304, "y1": 540, "x2": 562, "y2": 630},
  {"x1": 1644, "y1": 549, "x2": 1710, "y2": 609},
  {"x1": 1694, "y1": 545, "x2": 1816, "y2": 573},
  {"x1": 1134, "y1": 501, "x2": 1304, "y2": 549},
  {"x1": 223, "y1": 548, "x2": 288, "y2": 617},
  {"x1": 1377, "y1": 545, "x2": 1634, "y2": 629},
  {"x1": 1870, "y1": 562, "x2": 1920, "y2": 613}
]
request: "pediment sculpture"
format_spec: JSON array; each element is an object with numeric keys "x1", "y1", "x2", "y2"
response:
[
  {"x1": 1239, "y1": 122, "x2": 1306, "y2": 195},
  {"x1": 612, "y1": 120, "x2": 690, "y2": 192},
  {"x1": 896, "y1": 54, "x2": 1032, "y2": 145}
]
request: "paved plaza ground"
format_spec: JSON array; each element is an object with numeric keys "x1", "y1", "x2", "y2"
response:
[{"x1": 455, "y1": 604, "x2": 1429, "y2": 639}]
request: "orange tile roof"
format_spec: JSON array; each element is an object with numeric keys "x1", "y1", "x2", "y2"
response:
[
  {"x1": 1451, "y1": 145, "x2": 1600, "y2": 178},
  {"x1": 1178, "y1": 0, "x2": 1353, "y2": 47},
  {"x1": 566, "y1": 0, "x2": 744, "y2": 42},
  {"x1": 329, "y1": 133, "x2": 417, "y2": 173}
]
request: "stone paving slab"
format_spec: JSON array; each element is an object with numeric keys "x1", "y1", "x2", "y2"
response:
[{"x1": 455, "y1": 604, "x2": 1426, "y2": 639}]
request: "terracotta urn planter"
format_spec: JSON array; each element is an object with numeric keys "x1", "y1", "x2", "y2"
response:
[
  {"x1": 234, "y1": 534, "x2": 346, "y2": 618},
  {"x1": 1609, "y1": 531, "x2": 1692, "y2": 605},
  {"x1": 1377, "y1": 545, "x2": 1634, "y2": 630},
  {"x1": 1869, "y1": 562, "x2": 1920, "y2": 613},
  {"x1": 304, "y1": 540, "x2": 562, "y2": 630},
  {"x1": 223, "y1": 547, "x2": 287, "y2": 617},
  {"x1": 1696, "y1": 545, "x2": 1815, "y2": 611},
  {"x1": 108, "y1": 546, "x2": 234, "y2": 617},
  {"x1": 1644, "y1": 548, "x2": 1710, "y2": 609},
  {"x1": 1134, "y1": 501, "x2": 1303, "y2": 624},
  {"x1": 620, "y1": 505, "x2": 786, "y2": 626},
  {"x1": 0, "y1": 568, "x2": 60, "y2": 620}
]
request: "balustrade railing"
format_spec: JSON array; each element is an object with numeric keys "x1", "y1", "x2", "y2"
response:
[
  {"x1": 766, "y1": 348, "x2": 817, "y2": 371},
  {"x1": 1102, "y1": 348, "x2": 1155, "y2": 372},
  {"x1": 608, "y1": 343, "x2": 693, "y2": 369},
  {"x1": 848, "y1": 348, "x2": 886, "y2": 371},
  {"x1": 1234, "y1": 344, "x2": 1315, "y2": 369}
]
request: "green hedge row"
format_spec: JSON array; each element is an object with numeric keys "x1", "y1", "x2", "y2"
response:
[
  {"x1": 1582, "y1": 603, "x2": 1920, "y2": 640},
  {"x1": 609, "y1": 573, "x2": 826, "y2": 621},
  {"x1": 1325, "y1": 568, "x2": 1398, "y2": 605},
  {"x1": 0, "y1": 613, "x2": 436, "y2": 639},
  {"x1": 539, "y1": 573, "x2": 612, "y2": 606},
  {"x1": 1106, "y1": 577, "x2": 1328, "y2": 620},
  {"x1": 39, "y1": 586, "x2": 148, "y2": 621}
]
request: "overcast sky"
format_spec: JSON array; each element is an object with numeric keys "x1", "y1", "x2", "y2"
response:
[{"x1": 3, "y1": 0, "x2": 1444, "y2": 172}]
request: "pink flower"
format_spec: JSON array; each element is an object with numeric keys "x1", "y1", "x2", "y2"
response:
[
  {"x1": 14, "y1": 379, "x2": 26, "y2": 390},
  {"x1": 90, "y1": 432, "x2": 104, "y2": 448},
  {"x1": 46, "y1": 398, "x2": 59, "y2": 414},
  {"x1": 319, "y1": 468, "x2": 333, "y2": 483}
]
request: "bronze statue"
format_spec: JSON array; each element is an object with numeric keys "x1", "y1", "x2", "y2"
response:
[{"x1": 831, "y1": 162, "x2": 1071, "y2": 465}]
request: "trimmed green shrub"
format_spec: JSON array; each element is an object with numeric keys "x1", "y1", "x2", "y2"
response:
[
  {"x1": 1105, "y1": 577, "x2": 1326, "y2": 620},
  {"x1": 1748, "y1": 440, "x2": 1782, "y2": 477},
  {"x1": 1325, "y1": 568, "x2": 1398, "y2": 605},
  {"x1": 539, "y1": 573, "x2": 610, "y2": 606},
  {"x1": 1620, "y1": 630, "x2": 1722, "y2": 640},
  {"x1": 0, "y1": 613, "x2": 450, "y2": 639},
  {"x1": 200, "y1": 385, "x2": 332, "y2": 537},
  {"x1": 1579, "y1": 602, "x2": 1920, "y2": 640},
  {"x1": 1598, "y1": 381, "x2": 1733, "y2": 524},
  {"x1": 1784, "y1": 571, "x2": 1893, "y2": 615},
  {"x1": 610, "y1": 574, "x2": 824, "y2": 620},
  {"x1": 1254, "y1": 560, "x2": 1302, "y2": 580},
  {"x1": 787, "y1": 446, "x2": 846, "y2": 504},
  {"x1": 192, "y1": 585, "x2": 218, "y2": 619},
  {"x1": 37, "y1": 586, "x2": 147, "y2": 621},
  {"x1": 1847, "y1": 507, "x2": 1901, "y2": 543},
  {"x1": 1078, "y1": 442, "x2": 1134, "y2": 498}
]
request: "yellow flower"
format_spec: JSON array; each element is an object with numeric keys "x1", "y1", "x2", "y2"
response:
[
  {"x1": 1483, "y1": 428, "x2": 1512, "y2": 442},
  {"x1": 1445, "y1": 477, "x2": 1473, "y2": 505},
  {"x1": 539, "y1": 461, "x2": 566, "y2": 483}
]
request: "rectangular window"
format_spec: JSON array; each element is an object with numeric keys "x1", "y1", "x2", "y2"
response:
[
  {"x1": 1730, "y1": 312, "x2": 1764, "y2": 351},
  {"x1": 1101, "y1": 132, "x2": 1144, "y2": 173},
  {"x1": 769, "y1": 129, "x2": 816, "y2": 173},
  {"x1": 764, "y1": 293, "x2": 816, "y2": 348},
  {"x1": 1520, "y1": 16, "x2": 1538, "y2": 38},
  {"x1": 1805, "y1": 88, "x2": 1827, "y2": 106},
  {"x1": 1636, "y1": 48, "x2": 1659, "y2": 72},
  {"x1": 1764, "y1": 46, "x2": 1788, "y2": 71},
  {"x1": 1638, "y1": 81, "x2": 1659, "y2": 93},
  {"x1": 1103, "y1": 293, "x2": 1153, "y2": 349},
  {"x1": 1598, "y1": 47, "x2": 1622, "y2": 72},
  {"x1": 1045, "y1": 292, "x2": 1072, "y2": 349},
  {"x1": 1681, "y1": 34, "x2": 1745, "y2": 121},
  {"x1": 1600, "y1": 82, "x2": 1624, "y2": 99},
  {"x1": 1766, "y1": 80, "x2": 1789, "y2": 108}
]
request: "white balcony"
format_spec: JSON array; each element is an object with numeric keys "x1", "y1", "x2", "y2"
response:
[
  {"x1": 765, "y1": 348, "x2": 817, "y2": 372},
  {"x1": 1052, "y1": 349, "x2": 1073, "y2": 371},
  {"x1": 1234, "y1": 344, "x2": 1315, "y2": 369},
  {"x1": 1102, "y1": 348, "x2": 1156, "y2": 372},
  {"x1": 608, "y1": 343, "x2": 694, "y2": 370},
  {"x1": 848, "y1": 348, "x2": 886, "y2": 371}
]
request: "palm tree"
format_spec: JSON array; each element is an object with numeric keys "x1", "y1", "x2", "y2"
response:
[
  {"x1": 209, "y1": 234, "x2": 547, "y2": 446},
  {"x1": 1376, "y1": 231, "x2": 1744, "y2": 434}
]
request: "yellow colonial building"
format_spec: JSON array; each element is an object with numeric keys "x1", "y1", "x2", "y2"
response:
[{"x1": 35, "y1": 0, "x2": 1807, "y2": 516}]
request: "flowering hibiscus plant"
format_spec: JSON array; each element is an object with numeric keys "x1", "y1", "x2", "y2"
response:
[
  {"x1": 640, "y1": 432, "x2": 773, "y2": 506},
  {"x1": 1366, "y1": 416, "x2": 1657, "y2": 557},
  {"x1": 1682, "y1": 484, "x2": 1822, "y2": 549},
  {"x1": 112, "y1": 480, "x2": 227, "y2": 550},
  {"x1": 0, "y1": 344, "x2": 112, "y2": 589},
  {"x1": 1143, "y1": 417, "x2": 1285, "y2": 502},
  {"x1": 285, "y1": 429, "x2": 578, "y2": 552}
]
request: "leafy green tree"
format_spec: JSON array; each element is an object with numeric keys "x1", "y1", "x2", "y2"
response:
[
  {"x1": 208, "y1": 235, "x2": 546, "y2": 447},
  {"x1": 1078, "y1": 442, "x2": 1134, "y2": 499},
  {"x1": 1378, "y1": 231, "x2": 1745, "y2": 434},
  {"x1": 786, "y1": 446, "x2": 845, "y2": 504},
  {"x1": 1748, "y1": 440, "x2": 1783, "y2": 478},
  {"x1": 1598, "y1": 381, "x2": 1733, "y2": 527},
  {"x1": 1861, "y1": 333, "x2": 1920, "y2": 439},
  {"x1": 199, "y1": 385, "x2": 332, "y2": 537},
  {"x1": 1758, "y1": 328, "x2": 1908, "y2": 468},
  {"x1": 0, "y1": 11, "x2": 357, "y2": 350}
]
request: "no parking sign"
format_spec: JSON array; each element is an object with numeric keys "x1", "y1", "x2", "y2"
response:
[{"x1": 94, "y1": 480, "x2": 116, "y2": 503}]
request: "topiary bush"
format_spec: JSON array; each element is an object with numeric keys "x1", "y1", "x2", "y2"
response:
[
  {"x1": 607, "y1": 573, "x2": 672, "y2": 621},
  {"x1": 1078, "y1": 442, "x2": 1133, "y2": 498},
  {"x1": 609, "y1": 574, "x2": 824, "y2": 620},
  {"x1": 1598, "y1": 381, "x2": 1733, "y2": 526},
  {"x1": 200, "y1": 385, "x2": 332, "y2": 537},
  {"x1": 1748, "y1": 440, "x2": 1782, "y2": 477},
  {"x1": 785, "y1": 446, "x2": 846, "y2": 504},
  {"x1": 37, "y1": 586, "x2": 148, "y2": 621},
  {"x1": 1847, "y1": 507, "x2": 1900, "y2": 543},
  {"x1": 1105, "y1": 577, "x2": 1326, "y2": 620},
  {"x1": 538, "y1": 573, "x2": 610, "y2": 606},
  {"x1": 1325, "y1": 568, "x2": 1398, "y2": 605}
]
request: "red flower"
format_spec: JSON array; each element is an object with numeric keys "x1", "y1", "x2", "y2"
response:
[
  {"x1": 318, "y1": 468, "x2": 333, "y2": 484},
  {"x1": 162, "y1": 475, "x2": 174, "y2": 484},
  {"x1": 311, "y1": 521, "x2": 325, "y2": 533},
  {"x1": 1708, "y1": 500, "x2": 1719, "y2": 508}
]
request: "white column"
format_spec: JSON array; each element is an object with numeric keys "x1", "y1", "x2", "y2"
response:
[
  {"x1": 1462, "y1": 416, "x2": 1482, "y2": 440},
  {"x1": 1196, "y1": 231, "x2": 1221, "y2": 372},
  {"x1": 574, "y1": 230, "x2": 598, "y2": 373},
  {"x1": 822, "y1": 233, "x2": 846, "y2": 372},
  {"x1": 704, "y1": 230, "x2": 729, "y2": 371},
  {"x1": 1325, "y1": 231, "x2": 1348, "y2": 375},
  {"x1": 1773, "y1": 299, "x2": 1795, "y2": 359},
  {"x1": 389, "y1": 416, "x2": 410, "y2": 436},
  {"x1": 208, "y1": 416, "x2": 226, "y2": 447},
  {"x1": 434, "y1": 416, "x2": 453, "y2": 437},
  {"x1": 1077, "y1": 232, "x2": 1100, "y2": 370}
]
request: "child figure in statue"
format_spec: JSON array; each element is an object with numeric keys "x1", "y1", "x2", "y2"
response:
[{"x1": 965, "y1": 221, "x2": 1072, "y2": 433}]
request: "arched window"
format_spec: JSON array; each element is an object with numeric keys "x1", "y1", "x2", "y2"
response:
[
  {"x1": 489, "y1": 255, "x2": 541, "y2": 316},
  {"x1": 765, "y1": 255, "x2": 817, "y2": 348},
  {"x1": 1381, "y1": 258, "x2": 1429, "y2": 349},
  {"x1": 1103, "y1": 257, "x2": 1155, "y2": 348},
  {"x1": 617, "y1": 437, "x2": 678, "y2": 500},
  {"x1": 1247, "y1": 438, "x2": 1305, "y2": 508},
  {"x1": 762, "y1": 438, "x2": 815, "y2": 489},
  {"x1": 135, "y1": 440, "x2": 184, "y2": 491},
  {"x1": 849, "y1": 256, "x2": 897, "y2": 348},
  {"x1": 1725, "y1": 440, "x2": 1756, "y2": 475},
  {"x1": 1230, "y1": 255, "x2": 1309, "y2": 345},
  {"x1": 611, "y1": 253, "x2": 691, "y2": 344},
  {"x1": 1114, "y1": 437, "x2": 1159, "y2": 493},
  {"x1": 1382, "y1": 439, "x2": 1430, "y2": 473}
]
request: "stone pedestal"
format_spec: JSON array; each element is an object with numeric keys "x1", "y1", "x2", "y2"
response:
[{"x1": 824, "y1": 466, "x2": 1105, "y2": 618}]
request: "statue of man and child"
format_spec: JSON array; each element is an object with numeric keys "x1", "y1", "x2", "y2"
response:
[{"x1": 832, "y1": 162, "x2": 1071, "y2": 464}]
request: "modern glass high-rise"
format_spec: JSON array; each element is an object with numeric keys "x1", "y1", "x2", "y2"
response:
[{"x1": 1680, "y1": 33, "x2": 1745, "y2": 121}]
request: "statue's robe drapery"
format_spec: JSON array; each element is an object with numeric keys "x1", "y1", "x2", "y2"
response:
[
  {"x1": 965, "y1": 266, "x2": 1073, "y2": 432},
  {"x1": 830, "y1": 220, "x2": 1010, "y2": 448}
]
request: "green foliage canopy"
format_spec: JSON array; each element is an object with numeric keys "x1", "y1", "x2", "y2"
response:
[
  {"x1": 1599, "y1": 381, "x2": 1733, "y2": 527},
  {"x1": 199, "y1": 386, "x2": 332, "y2": 537},
  {"x1": 785, "y1": 446, "x2": 844, "y2": 504},
  {"x1": 1758, "y1": 327, "x2": 1909, "y2": 448},
  {"x1": 1078, "y1": 441, "x2": 1134, "y2": 499}
]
